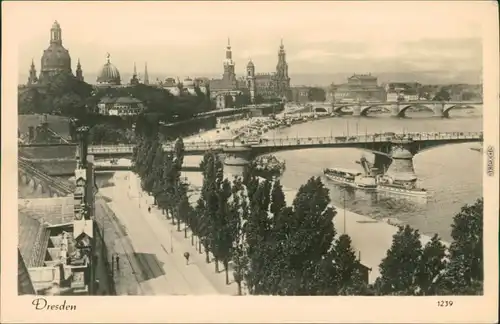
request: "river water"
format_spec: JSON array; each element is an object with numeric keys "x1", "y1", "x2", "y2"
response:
[
  {"x1": 93, "y1": 108, "x2": 482, "y2": 242},
  {"x1": 258, "y1": 108, "x2": 482, "y2": 242}
]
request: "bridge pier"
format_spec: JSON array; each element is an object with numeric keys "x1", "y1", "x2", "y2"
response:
[
  {"x1": 433, "y1": 103, "x2": 446, "y2": 118},
  {"x1": 391, "y1": 104, "x2": 401, "y2": 118},
  {"x1": 223, "y1": 146, "x2": 253, "y2": 177},
  {"x1": 386, "y1": 139, "x2": 417, "y2": 179},
  {"x1": 353, "y1": 105, "x2": 361, "y2": 117}
]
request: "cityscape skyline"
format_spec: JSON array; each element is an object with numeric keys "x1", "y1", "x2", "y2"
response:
[{"x1": 15, "y1": 1, "x2": 484, "y2": 82}]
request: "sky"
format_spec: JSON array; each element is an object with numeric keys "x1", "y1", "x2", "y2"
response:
[{"x1": 8, "y1": 1, "x2": 486, "y2": 81}]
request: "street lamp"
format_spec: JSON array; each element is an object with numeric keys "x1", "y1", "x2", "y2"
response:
[{"x1": 170, "y1": 229, "x2": 173, "y2": 253}]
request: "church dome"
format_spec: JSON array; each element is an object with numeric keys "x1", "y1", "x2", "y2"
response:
[
  {"x1": 97, "y1": 54, "x2": 121, "y2": 85},
  {"x1": 41, "y1": 45, "x2": 71, "y2": 71},
  {"x1": 40, "y1": 21, "x2": 72, "y2": 79},
  {"x1": 247, "y1": 60, "x2": 254, "y2": 68}
]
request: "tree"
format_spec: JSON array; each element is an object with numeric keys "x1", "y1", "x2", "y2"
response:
[
  {"x1": 18, "y1": 87, "x2": 46, "y2": 114},
  {"x1": 376, "y1": 225, "x2": 422, "y2": 295},
  {"x1": 212, "y1": 176, "x2": 235, "y2": 283},
  {"x1": 433, "y1": 88, "x2": 451, "y2": 101},
  {"x1": 140, "y1": 137, "x2": 160, "y2": 193},
  {"x1": 437, "y1": 199, "x2": 483, "y2": 294},
  {"x1": 87, "y1": 124, "x2": 134, "y2": 144},
  {"x1": 243, "y1": 177, "x2": 273, "y2": 294},
  {"x1": 196, "y1": 152, "x2": 219, "y2": 263},
  {"x1": 461, "y1": 91, "x2": 476, "y2": 101},
  {"x1": 307, "y1": 87, "x2": 326, "y2": 102},
  {"x1": 270, "y1": 179, "x2": 286, "y2": 220},
  {"x1": 333, "y1": 234, "x2": 366, "y2": 295},
  {"x1": 173, "y1": 138, "x2": 186, "y2": 231},
  {"x1": 283, "y1": 177, "x2": 336, "y2": 295},
  {"x1": 416, "y1": 234, "x2": 447, "y2": 295},
  {"x1": 234, "y1": 93, "x2": 251, "y2": 108},
  {"x1": 229, "y1": 176, "x2": 250, "y2": 294}
]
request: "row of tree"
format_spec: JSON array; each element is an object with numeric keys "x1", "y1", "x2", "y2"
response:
[{"x1": 131, "y1": 132, "x2": 483, "y2": 295}]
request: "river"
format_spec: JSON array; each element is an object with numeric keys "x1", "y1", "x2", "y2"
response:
[
  {"x1": 258, "y1": 108, "x2": 482, "y2": 242},
  {"x1": 94, "y1": 108, "x2": 482, "y2": 242}
]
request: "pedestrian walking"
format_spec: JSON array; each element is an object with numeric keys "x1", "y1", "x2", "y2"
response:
[
  {"x1": 148, "y1": 206, "x2": 151, "y2": 213},
  {"x1": 184, "y1": 252, "x2": 190, "y2": 265}
]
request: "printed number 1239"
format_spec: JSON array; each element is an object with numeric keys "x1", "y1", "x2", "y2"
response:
[{"x1": 437, "y1": 301, "x2": 454, "y2": 307}]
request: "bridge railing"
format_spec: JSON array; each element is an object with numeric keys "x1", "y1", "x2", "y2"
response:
[{"x1": 86, "y1": 132, "x2": 483, "y2": 153}]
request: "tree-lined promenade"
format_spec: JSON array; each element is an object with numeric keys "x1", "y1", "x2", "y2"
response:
[{"x1": 131, "y1": 120, "x2": 483, "y2": 296}]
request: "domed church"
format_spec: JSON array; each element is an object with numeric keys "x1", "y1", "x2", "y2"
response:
[
  {"x1": 96, "y1": 53, "x2": 121, "y2": 86},
  {"x1": 39, "y1": 21, "x2": 72, "y2": 82},
  {"x1": 25, "y1": 21, "x2": 84, "y2": 86}
]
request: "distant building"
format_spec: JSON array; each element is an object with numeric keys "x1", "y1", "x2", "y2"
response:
[
  {"x1": 98, "y1": 96, "x2": 145, "y2": 116},
  {"x1": 96, "y1": 53, "x2": 121, "y2": 87},
  {"x1": 209, "y1": 38, "x2": 292, "y2": 109},
  {"x1": 129, "y1": 62, "x2": 150, "y2": 86},
  {"x1": 291, "y1": 86, "x2": 311, "y2": 103},
  {"x1": 23, "y1": 21, "x2": 82, "y2": 86},
  {"x1": 384, "y1": 82, "x2": 421, "y2": 93},
  {"x1": 333, "y1": 74, "x2": 386, "y2": 102},
  {"x1": 157, "y1": 77, "x2": 209, "y2": 97}
]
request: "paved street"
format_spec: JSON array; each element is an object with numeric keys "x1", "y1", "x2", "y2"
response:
[{"x1": 99, "y1": 171, "x2": 239, "y2": 295}]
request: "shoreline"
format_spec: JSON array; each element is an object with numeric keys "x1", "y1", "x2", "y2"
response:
[
  {"x1": 132, "y1": 113, "x2": 454, "y2": 284},
  {"x1": 180, "y1": 171, "x2": 450, "y2": 284}
]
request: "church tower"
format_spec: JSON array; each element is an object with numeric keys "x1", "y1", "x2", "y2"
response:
[
  {"x1": 40, "y1": 21, "x2": 72, "y2": 82},
  {"x1": 275, "y1": 39, "x2": 291, "y2": 100},
  {"x1": 28, "y1": 59, "x2": 38, "y2": 85},
  {"x1": 75, "y1": 59, "x2": 84, "y2": 81},
  {"x1": 130, "y1": 62, "x2": 139, "y2": 85},
  {"x1": 223, "y1": 38, "x2": 236, "y2": 82},
  {"x1": 144, "y1": 62, "x2": 149, "y2": 85},
  {"x1": 50, "y1": 20, "x2": 62, "y2": 46},
  {"x1": 246, "y1": 59, "x2": 256, "y2": 103}
]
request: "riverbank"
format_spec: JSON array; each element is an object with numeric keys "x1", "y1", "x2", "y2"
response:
[{"x1": 180, "y1": 170, "x2": 450, "y2": 284}]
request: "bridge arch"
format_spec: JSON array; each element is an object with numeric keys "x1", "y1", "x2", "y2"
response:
[
  {"x1": 332, "y1": 105, "x2": 352, "y2": 114},
  {"x1": 442, "y1": 104, "x2": 469, "y2": 118},
  {"x1": 313, "y1": 107, "x2": 328, "y2": 113},
  {"x1": 398, "y1": 104, "x2": 432, "y2": 117},
  {"x1": 359, "y1": 105, "x2": 383, "y2": 117}
]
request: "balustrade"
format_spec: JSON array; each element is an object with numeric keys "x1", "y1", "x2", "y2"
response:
[{"x1": 83, "y1": 132, "x2": 482, "y2": 154}]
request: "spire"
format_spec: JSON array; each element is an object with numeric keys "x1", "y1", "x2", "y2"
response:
[
  {"x1": 106, "y1": 53, "x2": 111, "y2": 64},
  {"x1": 225, "y1": 38, "x2": 232, "y2": 60},
  {"x1": 133, "y1": 62, "x2": 137, "y2": 76},
  {"x1": 28, "y1": 59, "x2": 38, "y2": 85},
  {"x1": 76, "y1": 58, "x2": 84, "y2": 81},
  {"x1": 144, "y1": 62, "x2": 149, "y2": 85}
]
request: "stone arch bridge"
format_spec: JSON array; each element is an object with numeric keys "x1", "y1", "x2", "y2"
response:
[{"x1": 320, "y1": 101, "x2": 483, "y2": 118}]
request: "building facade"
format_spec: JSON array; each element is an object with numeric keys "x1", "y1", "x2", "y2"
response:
[
  {"x1": 333, "y1": 74, "x2": 386, "y2": 102},
  {"x1": 209, "y1": 39, "x2": 292, "y2": 109},
  {"x1": 98, "y1": 96, "x2": 144, "y2": 116}
]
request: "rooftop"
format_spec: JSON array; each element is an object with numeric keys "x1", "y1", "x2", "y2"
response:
[
  {"x1": 18, "y1": 210, "x2": 51, "y2": 268},
  {"x1": 18, "y1": 196, "x2": 75, "y2": 226}
]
